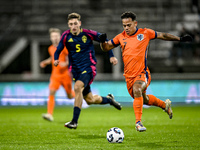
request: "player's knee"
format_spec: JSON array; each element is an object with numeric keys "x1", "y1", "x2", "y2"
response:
[
  {"x1": 133, "y1": 88, "x2": 142, "y2": 97},
  {"x1": 50, "y1": 90, "x2": 56, "y2": 95},
  {"x1": 74, "y1": 85, "x2": 82, "y2": 93}
]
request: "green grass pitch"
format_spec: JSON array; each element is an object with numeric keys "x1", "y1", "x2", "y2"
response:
[{"x1": 0, "y1": 105, "x2": 200, "y2": 150}]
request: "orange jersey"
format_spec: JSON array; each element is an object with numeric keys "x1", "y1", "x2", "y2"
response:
[
  {"x1": 112, "y1": 28, "x2": 157, "y2": 78},
  {"x1": 48, "y1": 45, "x2": 70, "y2": 78}
]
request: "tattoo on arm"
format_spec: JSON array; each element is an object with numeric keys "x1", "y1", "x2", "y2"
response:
[
  {"x1": 157, "y1": 32, "x2": 180, "y2": 41},
  {"x1": 162, "y1": 33, "x2": 179, "y2": 41}
]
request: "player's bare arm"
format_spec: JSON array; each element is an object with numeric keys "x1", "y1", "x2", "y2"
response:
[
  {"x1": 40, "y1": 57, "x2": 52, "y2": 68},
  {"x1": 156, "y1": 32, "x2": 180, "y2": 41},
  {"x1": 99, "y1": 33, "x2": 116, "y2": 52},
  {"x1": 98, "y1": 34, "x2": 118, "y2": 65},
  {"x1": 100, "y1": 40, "x2": 115, "y2": 52},
  {"x1": 157, "y1": 32, "x2": 193, "y2": 42}
]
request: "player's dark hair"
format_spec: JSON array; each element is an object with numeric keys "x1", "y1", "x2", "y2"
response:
[
  {"x1": 68, "y1": 12, "x2": 81, "y2": 21},
  {"x1": 121, "y1": 12, "x2": 136, "y2": 21}
]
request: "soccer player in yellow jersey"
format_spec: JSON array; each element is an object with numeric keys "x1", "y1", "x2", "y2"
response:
[{"x1": 99, "y1": 11, "x2": 192, "y2": 132}]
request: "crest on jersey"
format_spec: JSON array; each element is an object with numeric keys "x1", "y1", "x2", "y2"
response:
[
  {"x1": 137, "y1": 34, "x2": 144, "y2": 41},
  {"x1": 82, "y1": 35, "x2": 87, "y2": 43}
]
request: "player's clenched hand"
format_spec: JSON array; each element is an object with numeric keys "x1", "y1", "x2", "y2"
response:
[
  {"x1": 99, "y1": 33, "x2": 107, "y2": 43},
  {"x1": 54, "y1": 60, "x2": 60, "y2": 66},
  {"x1": 180, "y1": 35, "x2": 193, "y2": 42},
  {"x1": 40, "y1": 61, "x2": 46, "y2": 68},
  {"x1": 110, "y1": 57, "x2": 118, "y2": 66}
]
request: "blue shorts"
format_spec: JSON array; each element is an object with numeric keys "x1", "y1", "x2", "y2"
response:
[{"x1": 73, "y1": 72, "x2": 95, "y2": 96}]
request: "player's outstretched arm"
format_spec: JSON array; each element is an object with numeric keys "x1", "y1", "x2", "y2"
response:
[
  {"x1": 40, "y1": 57, "x2": 52, "y2": 68},
  {"x1": 99, "y1": 33, "x2": 116, "y2": 52},
  {"x1": 54, "y1": 41, "x2": 65, "y2": 67},
  {"x1": 157, "y1": 32, "x2": 193, "y2": 42}
]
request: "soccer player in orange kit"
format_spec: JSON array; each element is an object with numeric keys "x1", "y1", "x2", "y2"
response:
[
  {"x1": 99, "y1": 11, "x2": 193, "y2": 132},
  {"x1": 40, "y1": 28, "x2": 75, "y2": 121}
]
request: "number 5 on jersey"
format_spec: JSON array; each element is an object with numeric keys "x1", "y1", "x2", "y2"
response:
[{"x1": 76, "y1": 44, "x2": 81, "y2": 52}]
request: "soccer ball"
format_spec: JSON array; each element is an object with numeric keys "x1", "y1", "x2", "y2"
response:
[{"x1": 106, "y1": 127, "x2": 124, "y2": 143}]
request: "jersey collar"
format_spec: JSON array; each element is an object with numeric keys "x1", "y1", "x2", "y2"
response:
[
  {"x1": 131, "y1": 27, "x2": 138, "y2": 36},
  {"x1": 70, "y1": 28, "x2": 83, "y2": 36},
  {"x1": 124, "y1": 27, "x2": 138, "y2": 37}
]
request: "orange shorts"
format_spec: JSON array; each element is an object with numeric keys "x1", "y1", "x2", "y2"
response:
[
  {"x1": 49, "y1": 75, "x2": 73, "y2": 95},
  {"x1": 126, "y1": 69, "x2": 151, "y2": 98}
]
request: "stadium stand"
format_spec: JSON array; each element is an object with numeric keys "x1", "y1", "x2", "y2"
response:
[{"x1": 0, "y1": 0, "x2": 199, "y2": 80}]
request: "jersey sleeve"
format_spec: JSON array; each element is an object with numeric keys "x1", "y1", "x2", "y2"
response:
[
  {"x1": 146, "y1": 28, "x2": 157, "y2": 40},
  {"x1": 54, "y1": 33, "x2": 67, "y2": 60},
  {"x1": 107, "y1": 49, "x2": 114, "y2": 58},
  {"x1": 96, "y1": 32, "x2": 115, "y2": 58},
  {"x1": 111, "y1": 34, "x2": 121, "y2": 47},
  {"x1": 82, "y1": 29, "x2": 99, "y2": 41},
  {"x1": 83, "y1": 29, "x2": 115, "y2": 58}
]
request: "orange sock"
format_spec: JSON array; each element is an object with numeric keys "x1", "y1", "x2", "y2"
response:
[
  {"x1": 47, "y1": 95, "x2": 55, "y2": 115},
  {"x1": 147, "y1": 95, "x2": 165, "y2": 109},
  {"x1": 133, "y1": 96, "x2": 143, "y2": 123}
]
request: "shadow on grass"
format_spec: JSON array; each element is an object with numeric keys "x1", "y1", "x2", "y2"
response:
[
  {"x1": 77, "y1": 134, "x2": 105, "y2": 139},
  {"x1": 136, "y1": 142, "x2": 164, "y2": 149}
]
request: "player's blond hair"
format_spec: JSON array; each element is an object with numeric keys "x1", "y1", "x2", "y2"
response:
[
  {"x1": 49, "y1": 28, "x2": 61, "y2": 34},
  {"x1": 68, "y1": 12, "x2": 81, "y2": 21}
]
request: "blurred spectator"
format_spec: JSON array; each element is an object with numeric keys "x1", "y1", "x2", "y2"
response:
[
  {"x1": 179, "y1": 25, "x2": 196, "y2": 39},
  {"x1": 172, "y1": 23, "x2": 200, "y2": 68},
  {"x1": 192, "y1": 28, "x2": 200, "y2": 62},
  {"x1": 192, "y1": 28, "x2": 200, "y2": 43},
  {"x1": 191, "y1": 0, "x2": 200, "y2": 15}
]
